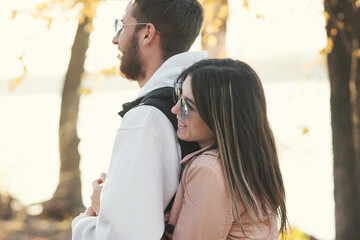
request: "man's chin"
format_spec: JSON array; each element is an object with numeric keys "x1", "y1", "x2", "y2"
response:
[{"x1": 119, "y1": 68, "x2": 137, "y2": 81}]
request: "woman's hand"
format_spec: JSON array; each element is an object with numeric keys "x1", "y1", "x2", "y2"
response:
[
  {"x1": 82, "y1": 206, "x2": 96, "y2": 216},
  {"x1": 91, "y1": 172, "x2": 107, "y2": 215}
]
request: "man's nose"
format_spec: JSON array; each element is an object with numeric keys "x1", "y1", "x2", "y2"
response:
[
  {"x1": 112, "y1": 35, "x2": 118, "y2": 45},
  {"x1": 112, "y1": 31, "x2": 120, "y2": 45}
]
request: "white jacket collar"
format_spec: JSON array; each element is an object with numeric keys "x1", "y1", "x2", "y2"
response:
[{"x1": 136, "y1": 51, "x2": 207, "y2": 99}]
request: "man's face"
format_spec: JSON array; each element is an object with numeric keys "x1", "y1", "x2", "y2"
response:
[{"x1": 112, "y1": 2, "x2": 143, "y2": 81}]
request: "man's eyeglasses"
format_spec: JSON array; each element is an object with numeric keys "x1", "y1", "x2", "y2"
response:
[
  {"x1": 174, "y1": 82, "x2": 189, "y2": 121},
  {"x1": 114, "y1": 19, "x2": 148, "y2": 34}
]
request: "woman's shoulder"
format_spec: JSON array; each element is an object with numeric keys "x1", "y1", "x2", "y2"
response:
[
  {"x1": 194, "y1": 148, "x2": 219, "y2": 165},
  {"x1": 182, "y1": 149, "x2": 229, "y2": 196},
  {"x1": 183, "y1": 148, "x2": 223, "y2": 176}
]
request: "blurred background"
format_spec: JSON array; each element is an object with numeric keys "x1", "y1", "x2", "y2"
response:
[{"x1": 0, "y1": 0, "x2": 337, "y2": 239}]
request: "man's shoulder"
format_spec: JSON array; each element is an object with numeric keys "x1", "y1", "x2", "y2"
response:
[{"x1": 116, "y1": 105, "x2": 180, "y2": 160}]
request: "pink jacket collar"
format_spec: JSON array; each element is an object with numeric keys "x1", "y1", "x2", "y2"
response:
[{"x1": 180, "y1": 145, "x2": 219, "y2": 165}]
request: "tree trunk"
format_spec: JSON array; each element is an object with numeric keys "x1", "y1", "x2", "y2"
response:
[
  {"x1": 200, "y1": 0, "x2": 228, "y2": 58},
  {"x1": 42, "y1": 16, "x2": 91, "y2": 219},
  {"x1": 324, "y1": 0, "x2": 360, "y2": 239}
]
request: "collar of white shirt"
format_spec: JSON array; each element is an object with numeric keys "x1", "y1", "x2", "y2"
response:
[{"x1": 136, "y1": 51, "x2": 207, "y2": 100}]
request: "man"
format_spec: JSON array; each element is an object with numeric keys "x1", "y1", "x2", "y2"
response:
[{"x1": 71, "y1": 0, "x2": 206, "y2": 239}]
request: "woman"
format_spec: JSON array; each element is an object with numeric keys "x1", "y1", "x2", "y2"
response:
[{"x1": 164, "y1": 59, "x2": 287, "y2": 239}]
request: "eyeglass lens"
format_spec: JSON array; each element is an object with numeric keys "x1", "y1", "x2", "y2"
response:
[
  {"x1": 114, "y1": 19, "x2": 122, "y2": 33},
  {"x1": 180, "y1": 98, "x2": 188, "y2": 120},
  {"x1": 174, "y1": 81, "x2": 188, "y2": 120},
  {"x1": 174, "y1": 82, "x2": 181, "y2": 103}
]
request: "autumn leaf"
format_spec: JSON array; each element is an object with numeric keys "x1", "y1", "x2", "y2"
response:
[
  {"x1": 319, "y1": 48, "x2": 327, "y2": 55},
  {"x1": 11, "y1": 10, "x2": 19, "y2": 19},
  {"x1": 77, "y1": 87, "x2": 92, "y2": 95},
  {"x1": 204, "y1": 6, "x2": 215, "y2": 22},
  {"x1": 243, "y1": 0, "x2": 249, "y2": 10},
  {"x1": 302, "y1": 127, "x2": 309, "y2": 135},
  {"x1": 319, "y1": 37, "x2": 334, "y2": 54},
  {"x1": 101, "y1": 66, "x2": 117, "y2": 75},
  {"x1": 81, "y1": 0, "x2": 100, "y2": 19},
  {"x1": 218, "y1": 5, "x2": 228, "y2": 19},
  {"x1": 9, "y1": 77, "x2": 23, "y2": 92},
  {"x1": 207, "y1": 35, "x2": 218, "y2": 48},
  {"x1": 322, "y1": 11, "x2": 330, "y2": 22},
  {"x1": 279, "y1": 227, "x2": 314, "y2": 240},
  {"x1": 256, "y1": 14, "x2": 265, "y2": 19},
  {"x1": 337, "y1": 21, "x2": 345, "y2": 29},
  {"x1": 84, "y1": 22, "x2": 94, "y2": 33},
  {"x1": 36, "y1": 3, "x2": 50, "y2": 12},
  {"x1": 40, "y1": 15, "x2": 53, "y2": 29},
  {"x1": 214, "y1": 19, "x2": 223, "y2": 28},
  {"x1": 330, "y1": 28, "x2": 337, "y2": 36}
]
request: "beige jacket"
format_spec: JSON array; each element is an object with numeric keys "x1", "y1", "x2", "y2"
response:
[{"x1": 163, "y1": 148, "x2": 279, "y2": 240}]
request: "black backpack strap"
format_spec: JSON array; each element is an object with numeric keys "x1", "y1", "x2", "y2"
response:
[{"x1": 140, "y1": 87, "x2": 178, "y2": 130}]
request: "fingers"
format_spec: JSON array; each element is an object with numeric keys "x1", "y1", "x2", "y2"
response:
[
  {"x1": 100, "y1": 172, "x2": 107, "y2": 182},
  {"x1": 92, "y1": 179, "x2": 100, "y2": 189},
  {"x1": 89, "y1": 172, "x2": 107, "y2": 215},
  {"x1": 84, "y1": 206, "x2": 96, "y2": 216},
  {"x1": 92, "y1": 172, "x2": 107, "y2": 189},
  {"x1": 90, "y1": 186, "x2": 103, "y2": 201},
  {"x1": 91, "y1": 186, "x2": 103, "y2": 215}
]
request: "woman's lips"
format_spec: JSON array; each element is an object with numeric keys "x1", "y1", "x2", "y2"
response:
[{"x1": 177, "y1": 120, "x2": 186, "y2": 129}]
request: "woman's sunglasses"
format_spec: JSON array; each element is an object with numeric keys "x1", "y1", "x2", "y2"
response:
[{"x1": 173, "y1": 82, "x2": 189, "y2": 121}]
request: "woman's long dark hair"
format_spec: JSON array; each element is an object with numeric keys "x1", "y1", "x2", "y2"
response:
[{"x1": 177, "y1": 58, "x2": 287, "y2": 234}]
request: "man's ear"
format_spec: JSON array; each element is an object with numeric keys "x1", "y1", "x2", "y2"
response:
[{"x1": 141, "y1": 23, "x2": 158, "y2": 46}]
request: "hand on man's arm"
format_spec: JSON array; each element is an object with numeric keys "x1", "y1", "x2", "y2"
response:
[
  {"x1": 91, "y1": 172, "x2": 107, "y2": 216},
  {"x1": 76, "y1": 172, "x2": 106, "y2": 217}
]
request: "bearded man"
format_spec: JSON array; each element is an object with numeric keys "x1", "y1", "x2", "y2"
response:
[{"x1": 72, "y1": 0, "x2": 206, "y2": 239}]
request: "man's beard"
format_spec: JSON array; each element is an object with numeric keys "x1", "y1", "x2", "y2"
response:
[{"x1": 119, "y1": 33, "x2": 143, "y2": 81}]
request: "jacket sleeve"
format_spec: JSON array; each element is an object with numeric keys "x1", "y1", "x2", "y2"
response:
[
  {"x1": 172, "y1": 158, "x2": 234, "y2": 240},
  {"x1": 72, "y1": 106, "x2": 181, "y2": 240}
]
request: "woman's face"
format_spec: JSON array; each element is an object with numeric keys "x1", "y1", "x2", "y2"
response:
[{"x1": 171, "y1": 76, "x2": 215, "y2": 148}]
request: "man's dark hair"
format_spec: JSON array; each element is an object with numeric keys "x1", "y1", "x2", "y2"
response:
[{"x1": 132, "y1": 0, "x2": 204, "y2": 61}]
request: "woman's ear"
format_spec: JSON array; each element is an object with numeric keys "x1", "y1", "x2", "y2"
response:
[{"x1": 141, "y1": 23, "x2": 158, "y2": 46}]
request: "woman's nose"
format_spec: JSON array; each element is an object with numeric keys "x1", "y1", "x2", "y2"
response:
[{"x1": 171, "y1": 100, "x2": 181, "y2": 115}]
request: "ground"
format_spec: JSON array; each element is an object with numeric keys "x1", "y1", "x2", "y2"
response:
[
  {"x1": 0, "y1": 195, "x2": 317, "y2": 240},
  {"x1": 0, "y1": 216, "x2": 71, "y2": 240},
  {"x1": 1, "y1": 216, "x2": 318, "y2": 240}
]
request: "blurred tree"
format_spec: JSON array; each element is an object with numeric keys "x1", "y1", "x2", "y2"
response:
[
  {"x1": 200, "y1": 0, "x2": 229, "y2": 58},
  {"x1": 199, "y1": 0, "x2": 250, "y2": 58},
  {"x1": 40, "y1": 0, "x2": 100, "y2": 219},
  {"x1": 324, "y1": 0, "x2": 360, "y2": 239}
]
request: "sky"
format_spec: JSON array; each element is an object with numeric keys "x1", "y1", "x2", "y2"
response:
[{"x1": 0, "y1": 0, "x2": 327, "y2": 82}]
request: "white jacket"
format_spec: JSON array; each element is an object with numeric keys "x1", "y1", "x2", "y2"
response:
[{"x1": 72, "y1": 51, "x2": 207, "y2": 240}]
